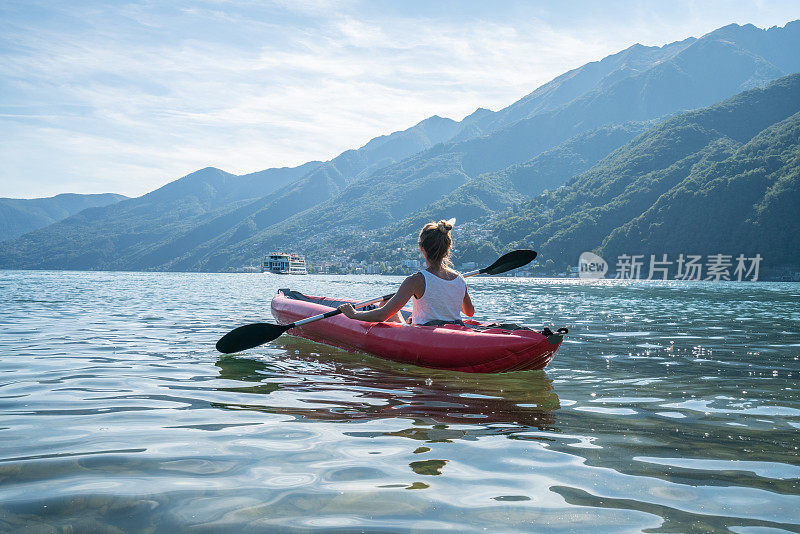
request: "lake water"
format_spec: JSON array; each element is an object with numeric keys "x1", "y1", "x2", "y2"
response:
[{"x1": 0, "y1": 271, "x2": 798, "y2": 533}]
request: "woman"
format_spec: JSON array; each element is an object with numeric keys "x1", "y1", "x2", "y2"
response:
[{"x1": 338, "y1": 219, "x2": 474, "y2": 325}]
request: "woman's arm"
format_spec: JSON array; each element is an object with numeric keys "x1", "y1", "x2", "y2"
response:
[
  {"x1": 462, "y1": 287, "x2": 475, "y2": 317},
  {"x1": 338, "y1": 273, "x2": 422, "y2": 322}
]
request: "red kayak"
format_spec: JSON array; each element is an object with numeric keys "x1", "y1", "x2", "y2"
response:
[{"x1": 270, "y1": 289, "x2": 565, "y2": 373}]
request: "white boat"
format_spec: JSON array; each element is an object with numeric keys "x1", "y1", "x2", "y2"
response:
[{"x1": 262, "y1": 253, "x2": 308, "y2": 274}]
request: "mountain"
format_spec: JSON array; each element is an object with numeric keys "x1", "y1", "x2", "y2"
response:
[
  {"x1": 0, "y1": 116, "x2": 461, "y2": 270},
  {"x1": 301, "y1": 115, "x2": 462, "y2": 193},
  {"x1": 599, "y1": 113, "x2": 800, "y2": 271},
  {"x1": 207, "y1": 21, "x2": 800, "y2": 269},
  {"x1": 394, "y1": 121, "x2": 655, "y2": 232},
  {"x1": 487, "y1": 73, "x2": 800, "y2": 274},
  {"x1": 453, "y1": 21, "x2": 800, "y2": 139},
  {"x1": 0, "y1": 193, "x2": 127, "y2": 242},
  {"x1": 1, "y1": 20, "x2": 799, "y2": 272},
  {"x1": 309, "y1": 119, "x2": 656, "y2": 267}
]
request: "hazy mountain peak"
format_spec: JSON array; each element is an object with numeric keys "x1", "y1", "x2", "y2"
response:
[
  {"x1": 452, "y1": 20, "x2": 799, "y2": 141},
  {"x1": 780, "y1": 19, "x2": 800, "y2": 31},
  {"x1": 357, "y1": 114, "x2": 457, "y2": 151},
  {"x1": 701, "y1": 19, "x2": 799, "y2": 51},
  {"x1": 462, "y1": 108, "x2": 494, "y2": 122},
  {"x1": 703, "y1": 21, "x2": 759, "y2": 39},
  {"x1": 416, "y1": 114, "x2": 456, "y2": 125},
  {"x1": 188, "y1": 166, "x2": 227, "y2": 177},
  {"x1": 459, "y1": 33, "x2": 699, "y2": 136},
  {"x1": 165, "y1": 166, "x2": 233, "y2": 187}
]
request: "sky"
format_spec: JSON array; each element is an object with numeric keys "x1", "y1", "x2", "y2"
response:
[{"x1": 1, "y1": 1, "x2": 798, "y2": 198}]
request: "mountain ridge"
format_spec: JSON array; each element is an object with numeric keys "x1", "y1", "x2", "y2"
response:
[
  {"x1": 203, "y1": 21, "x2": 800, "y2": 269},
  {"x1": 1, "y1": 20, "x2": 799, "y2": 273}
]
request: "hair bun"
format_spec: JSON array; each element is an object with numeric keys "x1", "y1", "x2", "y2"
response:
[{"x1": 437, "y1": 219, "x2": 453, "y2": 233}]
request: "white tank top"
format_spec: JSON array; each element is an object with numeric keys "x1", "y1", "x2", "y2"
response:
[{"x1": 411, "y1": 270, "x2": 466, "y2": 325}]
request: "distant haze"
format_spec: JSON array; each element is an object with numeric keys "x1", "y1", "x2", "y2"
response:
[{"x1": 1, "y1": 0, "x2": 799, "y2": 198}]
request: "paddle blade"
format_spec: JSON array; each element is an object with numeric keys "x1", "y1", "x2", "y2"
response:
[
  {"x1": 482, "y1": 249, "x2": 537, "y2": 275},
  {"x1": 216, "y1": 322, "x2": 289, "y2": 354}
]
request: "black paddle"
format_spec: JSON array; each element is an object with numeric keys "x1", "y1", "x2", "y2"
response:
[
  {"x1": 215, "y1": 249, "x2": 537, "y2": 354},
  {"x1": 467, "y1": 248, "x2": 537, "y2": 277}
]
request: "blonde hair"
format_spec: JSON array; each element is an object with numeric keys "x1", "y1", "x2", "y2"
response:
[{"x1": 419, "y1": 220, "x2": 453, "y2": 269}]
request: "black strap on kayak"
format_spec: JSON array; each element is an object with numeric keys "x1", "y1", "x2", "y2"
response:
[
  {"x1": 420, "y1": 319, "x2": 466, "y2": 327},
  {"x1": 541, "y1": 327, "x2": 569, "y2": 335},
  {"x1": 279, "y1": 288, "x2": 313, "y2": 302},
  {"x1": 417, "y1": 320, "x2": 530, "y2": 330},
  {"x1": 424, "y1": 322, "x2": 568, "y2": 346},
  {"x1": 460, "y1": 322, "x2": 530, "y2": 331},
  {"x1": 541, "y1": 327, "x2": 569, "y2": 345}
]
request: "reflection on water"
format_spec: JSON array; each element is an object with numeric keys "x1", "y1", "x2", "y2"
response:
[
  {"x1": 214, "y1": 345, "x2": 560, "y2": 425},
  {"x1": 213, "y1": 349, "x2": 560, "y2": 486},
  {"x1": 0, "y1": 271, "x2": 798, "y2": 532}
]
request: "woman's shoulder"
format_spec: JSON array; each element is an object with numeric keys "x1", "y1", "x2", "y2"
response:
[
  {"x1": 400, "y1": 271, "x2": 425, "y2": 299},
  {"x1": 403, "y1": 271, "x2": 425, "y2": 285},
  {"x1": 442, "y1": 268, "x2": 462, "y2": 281}
]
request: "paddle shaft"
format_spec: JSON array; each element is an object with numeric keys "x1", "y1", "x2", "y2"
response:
[
  {"x1": 285, "y1": 268, "x2": 489, "y2": 329},
  {"x1": 288, "y1": 293, "x2": 394, "y2": 328}
]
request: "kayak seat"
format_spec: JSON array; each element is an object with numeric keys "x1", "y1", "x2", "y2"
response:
[{"x1": 419, "y1": 319, "x2": 466, "y2": 327}]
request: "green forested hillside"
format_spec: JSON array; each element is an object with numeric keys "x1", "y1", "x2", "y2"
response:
[
  {"x1": 488, "y1": 74, "x2": 800, "y2": 273},
  {"x1": 0, "y1": 193, "x2": 127, "y2": 242},
  {"x1": 366, "y1": 121, "x2": 654, "y2": 251},
  {"x1": 600, "y1": 112, "x2": 800, "y2": 269},
  {"x1": 0, "y1": 116, "x2": 459, "y2": 270}
]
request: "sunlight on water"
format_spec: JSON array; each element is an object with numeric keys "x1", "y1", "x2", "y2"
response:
[{"x1": 0, "y1": 271, "x2": 798, "y2": 532}]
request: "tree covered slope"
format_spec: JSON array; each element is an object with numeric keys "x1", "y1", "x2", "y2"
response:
[
  {"x1": 0, "y1": 117, "x2": 460, "y2": 270},
  {"x1": 0, "y1": 193, "x2": 127, "y2": 242},
  {"x1": 489, "y1": 73, "x2": 800, "y2": 272}
]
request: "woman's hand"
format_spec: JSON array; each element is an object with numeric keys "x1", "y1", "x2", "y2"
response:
[
  {"x1": 338, "y1": 303, "x2": 358, "y2": 319},
  {"x1": 337, "y1": 275, "x2": 419, "y2": 323}
]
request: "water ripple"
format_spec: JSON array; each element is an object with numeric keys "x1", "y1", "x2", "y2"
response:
[{"x1": 0, "y1": 271, "x2": 797, "y2": 532}]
